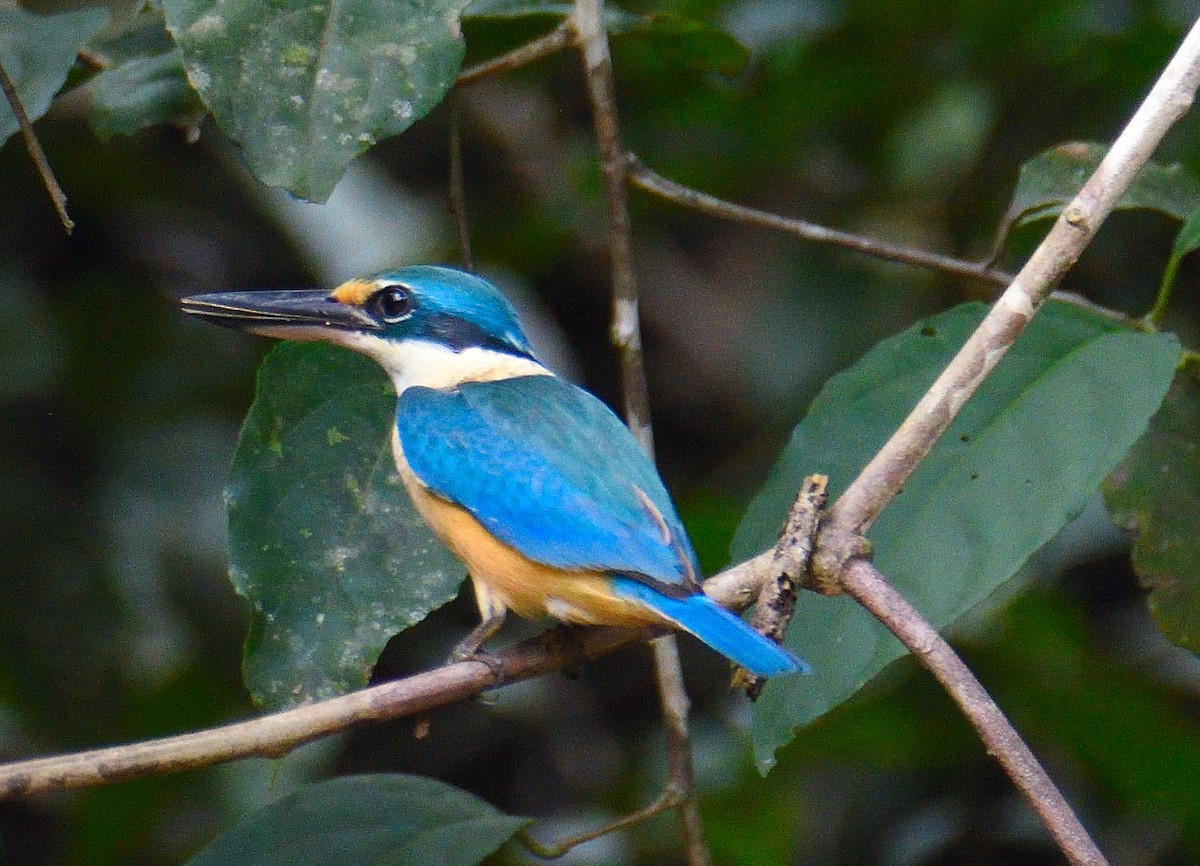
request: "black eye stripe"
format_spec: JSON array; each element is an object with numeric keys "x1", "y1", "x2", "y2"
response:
[{"x1": 371, "y1": 284, "x2": 413, "y2": 322}]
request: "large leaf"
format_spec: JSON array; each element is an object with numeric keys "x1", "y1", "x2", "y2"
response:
[
  {"x1": 1104, "y1": 366, "x2": 1200, "y2": 656},
  {"x1": 228, "y1": 343, "x2": 462, "y2": 711},
  {"x1": 0, "y1": 6, "x2": 108, "y2": 146},
  {"x1": 1002, "y1": 141, "x2": 1200, "y2": 230},
  {"x1": 186, "y1": 774, "x2": 530, "y2": 866},
  {"x1": 162, "y1": 0, "x2": 468, "y2": 201},
  {"x1": 733, "y1": 301, "x2": 1179, "y2": 770}
]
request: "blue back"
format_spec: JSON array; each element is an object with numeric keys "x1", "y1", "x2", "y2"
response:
[{"x1": 397, "y1": 375, "x2": 700, "y2": 589}]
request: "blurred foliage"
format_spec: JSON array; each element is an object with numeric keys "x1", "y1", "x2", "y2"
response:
[{"x1": 0, "y1": 0, "x2": 1199, "y2": 864}]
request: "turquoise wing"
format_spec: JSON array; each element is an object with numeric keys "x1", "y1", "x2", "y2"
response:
[{"x1": 396, "y1": 375, "x2": 699, "y2": 590}]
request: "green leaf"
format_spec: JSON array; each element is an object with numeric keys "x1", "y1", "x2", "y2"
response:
[
  {"x1": 1004, "y1": 141, "x2": 1200, "y2": 229},
  {"x1": 161, "y1": 0, "x2": 468, "y2": 202},
  {"x1": 1104, "y1": 366, "x2": 1200, "y2": 656},
  {"x1": 0, "y1": 6, "x2": 108, "y2": 146},
  {"x1": 90, "y1": 48, "x2": 200, "y2": 139},
  {"x1": 186, "y1": 774, "x2": 530, "y2": 866},
  {"x1": 228, "y1": 343, "x2": 462, "y2": 711},
  {"x1": 734, "y1": 301, "x2": 1179, "y2": 770}
]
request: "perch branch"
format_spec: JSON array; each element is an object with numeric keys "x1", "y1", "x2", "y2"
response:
[{"x1": 0, "y1": 56, "x2": 73, "y2": 234}]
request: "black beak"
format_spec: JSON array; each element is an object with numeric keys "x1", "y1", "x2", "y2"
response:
[{"x1": 180, "y1": 290, "x2": 380, "y2": 333}]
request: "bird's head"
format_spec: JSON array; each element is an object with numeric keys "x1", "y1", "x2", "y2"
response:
[{"x1": 182, "y1": 266, "x2": 546, "y2": 391}]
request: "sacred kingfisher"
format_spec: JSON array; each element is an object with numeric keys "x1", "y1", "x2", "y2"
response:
[{"x1": 182, "y1": 266, "x2": 806, "y2": 677}]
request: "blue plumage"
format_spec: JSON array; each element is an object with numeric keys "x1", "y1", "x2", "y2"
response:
[
  {"x1": 398, "y1": 375, "x2": 696, "y2": 586},
  {"x1": 183, "y1": 265, "x2": 808, "y2": 677},
  {"x1": 610, "y1": 578, "x2": 810, "y2": 676}
]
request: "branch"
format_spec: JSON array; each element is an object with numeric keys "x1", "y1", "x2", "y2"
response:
[
  {"x1": 819, "y1": 15, "x2": 1200, "y2": 544},
  {"x1": 839, "y1": 560, "x2": 1108, "y2": 866},
  {"x1": 0, "y1": 574, "x2": 757, "y2": 800},
  {"x1": 573, "y1": 0, "x2": 710, "y2": 862},
  {"x1": 455, "y1": 22, "x2": 574, "y2": 87},
  {"x1": 0, "y1": 55, "x2": 73, "y2": 234},
  {"x1": 626, "y1": 156, "x2": 1013, "y2": 287}
]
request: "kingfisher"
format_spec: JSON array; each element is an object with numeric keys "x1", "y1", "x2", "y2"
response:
[{"x1": 182, "y1": 265, "x2": 806, "y2": 677}]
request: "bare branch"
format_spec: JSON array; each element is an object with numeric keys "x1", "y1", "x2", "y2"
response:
[
  {"x1": 822, "y1": 16, "x2": 1200, "y2": 542},
  {"x1": 627, "y1": 156, "x2": 1013, "y2": 287},
  {"x1": 0, "y1": 56, "x2": 74, "y2": 234},
  {"x1": 574, "y1": 0, "x2": 654, "y2": 456},
  {"x1": 840, "y1": 560, "x2": 1108, "y2": 866},
  {"x1": 455, "y1": 22, "x2": 574, "y2": 88},
  {"x1": 573, "y1": 1, "x2": 709, "y2": 861}
]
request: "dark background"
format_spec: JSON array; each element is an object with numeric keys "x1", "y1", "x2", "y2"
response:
[{"x1": 1, "y1": 0, "x2": 1199, "y2": 863}]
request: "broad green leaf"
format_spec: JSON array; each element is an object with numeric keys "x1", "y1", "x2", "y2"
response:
[
  {"x1": 90, "y1": 48, "x2": 200, "y2": 139},
  {"x1": 1003, "y1": 141, "x2": 1200, "y2": 230},
  {"x1": 228, "y1": 343, "x2": 462, "y2": 711},
  {"x1": 186, "y1": 774, "x2": 530, "y2": 866},
  {"x1": 733, "y1": 301, "x2": 1179, "y2": 770},
  {"x1": 463, "y1": 0, "x2": 748, "y2": 77},
  {"x1": 1104, "y1": 366, "x2": 1200, "y2": 656},
  {"x1": 162, "y1": 0, "x2": 468, "y2": 202},
  {"x1": 0, "y1": 6, "x2": 108, "y2": 146}
]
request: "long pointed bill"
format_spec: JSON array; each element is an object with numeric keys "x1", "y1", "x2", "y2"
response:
[{"x1": 180, "y1": 290, "x2": 380, "y2": 337}]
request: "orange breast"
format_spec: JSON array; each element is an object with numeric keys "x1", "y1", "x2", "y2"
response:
[{"x1": 391, "y1": 431, "x2": 666, "y2": 627}]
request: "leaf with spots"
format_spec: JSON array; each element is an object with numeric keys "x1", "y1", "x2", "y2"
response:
[
  {"x1": 1104, "y1": 365, "x2": 1200, "y2": 657},
  {"x1": 733, "y1": 301, "x2": 1179, "y2": 770},
  {"x1": 161, "y1": 0, "x2": 468, "y2": 202},
  {"x1": 228, "y1": 343, "x2": 462, "y2": 711}
]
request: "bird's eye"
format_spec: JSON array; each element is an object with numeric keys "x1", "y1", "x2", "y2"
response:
[{"x1": 372, "y1": 285, "x2": 413, "y2": 322}]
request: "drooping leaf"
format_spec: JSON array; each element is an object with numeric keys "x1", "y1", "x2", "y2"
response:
[
  {"x1": 733, "y1": 301, "x2": 1179, "y2": 770},
  {"x1": 1104, "y1": 366, "x2": 1200, "y2": 656},
  {"x1": 227, "y1": 343, "x2": 462, "y2": 711},
  {"x1": 87, "y1": 7, "x2": 201, "y2": 139},
  {"x1": 90, "y1": 49, "x2": 200, "y2": 139},
  {"x1": 161, "y1": 0, "x2": 469, "y2": 201},
  {"x1": 186, "y1": 774, "x2": 530, "y2": 866},
  {"x1": 1002, "y1": 141, "x2": 1200, "y2": 230},
  {"x1": 0, "y1": 6, "x2": 108, "y2": 146}
]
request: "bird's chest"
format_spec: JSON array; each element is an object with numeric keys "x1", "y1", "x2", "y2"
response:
[{"x1": 389, "y1": 428, "x2": 658, "y2": 627}]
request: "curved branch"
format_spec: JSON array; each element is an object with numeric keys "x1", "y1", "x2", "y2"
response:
[
  {"x1": 840, "y1": 560, "x2": 1107, "y2": 866},
  {"x1": 627, "y1": 156, "x2": 1014, "y2": 287}
]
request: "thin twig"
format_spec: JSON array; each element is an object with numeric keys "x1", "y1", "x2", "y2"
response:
[
  {"x1": 455, "y1": 22, "x2": 574, "y2": 88},
  {"x1": 627, "y1": 156, "x2": 1013, "y2": 288},
  {"x1": 574, "y1": 1, "x2": 654, "y2": 457},
  {"x1": 840, "y1": 560, "x2": 1108, "y2": 866},
  {"x1": 0, "y1": 56, "x2": 73, "y2": 234},
  {"x1": 447, "y1": 96, "x2": 474, "y2": 272},
  {"x1": 573, "y1": 1, "x2": 710, "y2": 863},
  {"x1": 651, "y1": 636, "x2": 712, "y2": 866},
  {"x1": 817, "y1": 15, "x2": 1200, "y2": 548},
  {"x1": 732, "y1": 474, "x2": 827, "y2": 699}
]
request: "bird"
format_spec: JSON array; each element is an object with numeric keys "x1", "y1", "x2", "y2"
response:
[{"x1": 181, "y1": 265, "x2": 807, "y2": 677}]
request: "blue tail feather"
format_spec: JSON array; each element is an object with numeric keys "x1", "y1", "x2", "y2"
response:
[{"x1": 611, "y1": 578, "x2": 810, "y2": 677}]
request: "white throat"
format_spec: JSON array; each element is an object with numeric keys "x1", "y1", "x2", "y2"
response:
[{"x1": 335, "y1": 333, "x2": 552, "y2": 393}]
